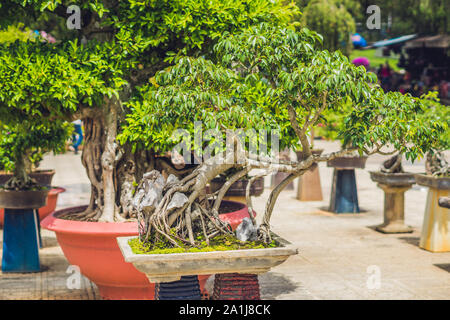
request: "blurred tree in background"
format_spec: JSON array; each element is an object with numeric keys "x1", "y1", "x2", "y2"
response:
[
  {"x1": 296, "y1": 0, "x2": 356, "y2": 56},
  {"x1": 356, "y1": 0, "x2": 449, "y2": 37}
]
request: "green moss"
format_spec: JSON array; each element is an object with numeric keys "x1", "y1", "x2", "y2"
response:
[{"x1": 129, "y1": 234, "x2": 279, "y2": 255}]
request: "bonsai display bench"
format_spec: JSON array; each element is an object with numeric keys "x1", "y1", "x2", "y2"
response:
[
  {"x1": 370, "y1": 172, "x2": 415, "y2": 234},
  {"x1": 415, "y1": 174, "x2": 450, "y2": 252}
]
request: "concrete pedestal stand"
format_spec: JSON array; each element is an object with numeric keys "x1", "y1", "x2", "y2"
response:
[
  {"x1": 415, "y1": 174, "x2": 450, "y2": 253},
  {"x1": 370, "y1": 172, "x2": 415, "y2": 234},
  {"x1": 296, "y1": 150, "x2": 324, "y2": 201},
  {"x1": 376, "y1": 184, "x2": 414, "y2": 233},
  {"x1": 0, "y1": 189, "x2": 48, "y2": 273},
  {"x1": 327, "y1": 156, "x2": 367, "y2": 214}
]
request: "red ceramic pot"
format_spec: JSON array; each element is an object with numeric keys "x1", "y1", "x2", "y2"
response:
[
  {"x1": 218, "y1": 200, "x2": 255, "y2": 231},
  {"x1": 41, "y1": 206, "x2": 155, "y2": 300},
  {"x1": 41, "y1": 201, "x2": 253, "y2": 300},
  {"x1": 0, "y1": 187, "x2": 65, "y2": 226}
]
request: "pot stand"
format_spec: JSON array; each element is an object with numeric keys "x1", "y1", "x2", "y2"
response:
[
  {"x1": 213, "y1": 273, "x2": 260, "y2": 300},
  {"x1": 297, "y1": 163, "x2": 323, "y2": 201},
  {"x1": 155, "y1": 275, "x2": 201, "y2": 300},
  {"x1": 419, "y1": 187, "x2": 450, "y2": 253},
  {"x1": 329, "y1": 169, "x2": 360, "y2": 213},
  {"x1": 375, "y1": 184, "x2": 413, "y2": 234},
  {"x1": 2, "y1": 208, "x2": 40, "y2": 273}
]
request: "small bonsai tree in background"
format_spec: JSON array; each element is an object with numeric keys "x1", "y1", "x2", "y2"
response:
[
  {"x1": 120, "y1": 23, "x2": 447, "y2": 248},
  {"x1": 0, "y1": 120, "x2": 72, "y2": 190}
]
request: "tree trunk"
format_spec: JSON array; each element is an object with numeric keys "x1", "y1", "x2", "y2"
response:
[{"x1": 69, "y1": 102, "x2": 159, "y2": 222}]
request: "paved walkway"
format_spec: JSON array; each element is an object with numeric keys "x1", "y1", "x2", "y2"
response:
[{"x1": 1, "y1": 141, "x2": 449, "y2": 300}]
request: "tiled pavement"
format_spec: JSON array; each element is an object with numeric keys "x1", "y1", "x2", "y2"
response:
[{"x1": 1, "y1": 140, "x2": 449, "y2": 300}]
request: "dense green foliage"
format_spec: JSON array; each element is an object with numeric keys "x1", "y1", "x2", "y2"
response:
[
  {"x1": 0, "y1": 1, "x2": 447, "y2": 199},
  {"x1": 0, "y1": 0, "x2": 296, "y2": 138},
  {"x1": 0, "y1": 24, "x2": 33, "y2": 43},
  {"x1": 299, "y1": 0, "x2": 355, "y2": 56},
  {"x1": 0, "y1": 0, "x2": 296, "y2": 194},
  {"x1": 121, "y1": 23, "x2": 447, "y2": 162}
]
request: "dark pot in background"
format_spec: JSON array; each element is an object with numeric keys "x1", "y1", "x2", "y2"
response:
[
  {"x1": 0, "y1": 189, "x2": 49, "y2": 210},
  {"x1": 0, "y1": 169, "x2": 55, "y2": 187},
  {"x1": 210, "y1": 176, "x2": 265, "y2": 205}
]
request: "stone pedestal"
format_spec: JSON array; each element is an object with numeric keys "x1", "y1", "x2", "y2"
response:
[
  {"x1": 376, "y1": 184, "x2": 413, "y2": 234},
  {"x1": 415, "y1": 174, "x2": 450, "y2": 253},
  {"x1": 297, "y1": 163, "x2": 323, "y2": 201},
  {"x1": 419, "y1": 187, "x2": 450, "y2": 252},
  {"x1": 271, "y1": 149, "x2": 294, "y2": 190},
  {"x1": 296, "y1": 149, "x2": 324, "y2": 201}
]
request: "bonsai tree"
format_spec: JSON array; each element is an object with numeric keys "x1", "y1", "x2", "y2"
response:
[
  {"x1": 0, "y1": 0, "x2": 297, "y2": 222},
  {"x1": 120, "y1": 23, "x2": 447, "y2": 248},
  {"x1": 0, "y1": 120, "x2": 72, "y2": 190}
]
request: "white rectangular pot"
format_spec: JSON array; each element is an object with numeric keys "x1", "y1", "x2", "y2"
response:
[{"x1": 117, "y1": 234, "x2": 298, "y2": 283}]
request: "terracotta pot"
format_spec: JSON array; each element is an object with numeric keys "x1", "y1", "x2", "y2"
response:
[
  {"x1": 0, "y1": 169, "x2": 55, "y2": 187},
  {"x1": 218, "y1": 200, "x2": 255, "y2": 231},
  {"x1": 0, "y1": 187, "x2": 65, "y2": 226},
  {"x1": 41, "y1": 206, "x2": 154, "y2": 300},
  {"x1": 41, "y1": 201, "x2": 253, "y2": 300}
]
